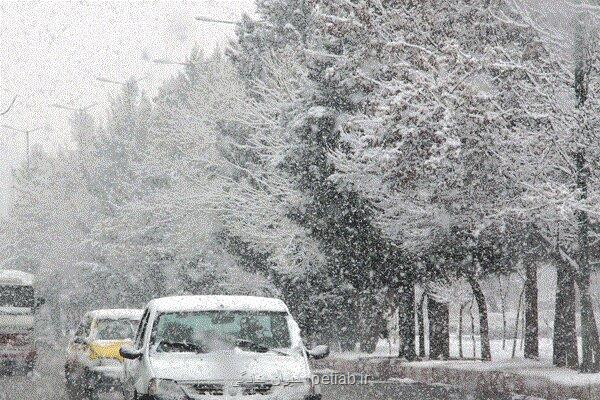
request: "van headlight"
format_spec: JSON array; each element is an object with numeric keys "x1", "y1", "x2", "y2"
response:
[
  {"x1": 307, "y1": 377, "x2": 318, "y2": 395},
  {"x1": 148, "y1": 379, "x2": 186, "y2": 400}
]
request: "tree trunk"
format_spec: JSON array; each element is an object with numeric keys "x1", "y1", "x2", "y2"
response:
[
  {"x1": 397, "y1": 281, "x2": 416, "y2": 360},
  {"x1": 573, "y1": 12, "x2": 600, "y2": 373},
  {"x1": 579, "y1": 286, "x2": 600, "y2": 372},
  {"x1": 501, "y1": 303, "x2": 507, "y2": 351},
  {"x1": 359, "y1": 316, "x2": 380, "y2": 353},
  {"x1": 513, "y1": 285, "x2": 525, "y2": 359},
  {"x1": 469, "y1": 301, "x2": 476, "y2": 358},
  {"x1": 524, "y1": 260, "x2": 539, "y2": 359},
  {"x1": 459, "y1": 301, "x2": 468, "y2": 359},
  {"x1": 358, "y1": 293, "x2": 380, "y2": 354},
  {"x1": 498, "y1": 276, "x2": 509, "y2": 351},
  {"x1": 520, "y1": 307, "x2": 525, "y2": 351},
  {"x1": 339, "y1": 339, "x2": 355, "y2": 351},
  {"x1": 575, "y1": 150, "x2": 600, "y2": 373},
  {"x1": 468, "y1": 276, "x2": 491, "y2": 361},
  {"x1": 553, "y1": 261, "x2": 579, "y2": 368},
  {"x1": 417, "y1": 293, "x2": 427, "y2": 358},
  {"x1": 428, "y1": 297, "x2": 450, "y2": 360}
]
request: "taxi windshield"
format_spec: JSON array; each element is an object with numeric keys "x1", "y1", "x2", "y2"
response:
[{"x1": 96, "y1": 318, "x2": 138, "y2": 340}]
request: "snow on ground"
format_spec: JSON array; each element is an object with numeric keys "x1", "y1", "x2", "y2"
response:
[
  {"x1": 332, "y1": 336, "x2": 557, "y2": 361},
  {"x1": 332, "y1": 337, "x2": 600, "y2": 387}
]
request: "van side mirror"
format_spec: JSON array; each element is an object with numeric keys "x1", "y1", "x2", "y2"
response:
[
  {"x1": 120, "y1": 346, "x2": 143, "y2": 360},
  {"x1": 34, "y1": 297, "x2": 45, "y2": 311},
  {"x1": 307, "y1": 345, "x2": 329, "y2": 360}
]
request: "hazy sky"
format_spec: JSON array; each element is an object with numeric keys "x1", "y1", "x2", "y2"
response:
[
  {"x1": 0, "y1": 0, "x2": 256, "y2": 214},
  {"x1": 0, "y1": 0, "x2": 584, "y2": 216}
]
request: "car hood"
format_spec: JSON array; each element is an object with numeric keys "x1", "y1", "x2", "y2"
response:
[
  {"x1": 149, "y1": 349, "x2": 310, "y2": 383},
  {"x1": 90, "y1": 339, "x2": 133, "y2": 362}
]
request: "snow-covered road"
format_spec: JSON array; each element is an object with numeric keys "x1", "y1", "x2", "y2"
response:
[
  {"x1": 0, "y1": 348, "x2": 534, "y2": 400},
  {"x1": 321, "y1": 381, "x2": 520, "y2": 400},
  {"x1": 0, "y1": 346, "x2": 66, "y2": 400}
]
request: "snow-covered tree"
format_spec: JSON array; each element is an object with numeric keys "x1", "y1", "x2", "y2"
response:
[
  {"x1": 230, "y1": 0, "x2": 400, "y2": 352},
  {"x1": 321, "y1": 0, "x2": 573, "y2": 360},
  {"x1": 506, "y1": 1, "x2": 600, "y2": 370}
]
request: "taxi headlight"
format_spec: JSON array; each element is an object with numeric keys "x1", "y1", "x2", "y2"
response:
[
  {"x1": 94, "y1": 358, "x2": 121, "y2": 367},
  {"x1": 148, "y1": 378, "x2": 186, "y2": 400},
  {"x1": 280, "y1": 378, "x2": 315, "y2": 394}
]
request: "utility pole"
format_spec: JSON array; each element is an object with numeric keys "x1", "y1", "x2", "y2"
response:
[{"x1": 0, "y1": 125, "x2": 43, "y2": 170}]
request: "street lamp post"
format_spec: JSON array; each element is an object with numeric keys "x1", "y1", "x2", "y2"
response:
[
  {"x1": 194, "y1": 16, "x2": 237, "y2": 25},
  {"x1": 96, "y1": 76, "x2": 147, "y2": 86},
  {"x1": 50, "y1": 102, "x2": 98, "y2": 159},
  {"x1": 50, "y1": 102, "x2": 97, "y2": 113},
  {"x1": 0, "y1": 95, "x2": 17, "y2": 117},
  {"x1": 152, "y1": 58, "x2": 194, "y2": 67},
  {"x1": 0, "y1": 125, "x2": 43, "y2": 170}
]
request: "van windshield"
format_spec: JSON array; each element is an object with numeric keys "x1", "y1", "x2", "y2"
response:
[
  {"x1": 150, "y1": 311, "x2": 291, "y2": 353},
  {"x1": 0, "y1": 285, "x2": 34, "y2": 308}
]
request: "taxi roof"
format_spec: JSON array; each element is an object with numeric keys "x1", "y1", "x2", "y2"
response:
[{"x1": 85, "y1": 308, "x2": 144, "y2": 321}]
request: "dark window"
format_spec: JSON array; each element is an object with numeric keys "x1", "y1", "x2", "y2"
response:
[{"x1": 0, "y1": 285, "x2": 34, "y2": 308}]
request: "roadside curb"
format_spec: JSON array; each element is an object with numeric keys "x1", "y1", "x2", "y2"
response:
[{"x1": 312, "y1": 357, "x2": 600, "y2": 400}]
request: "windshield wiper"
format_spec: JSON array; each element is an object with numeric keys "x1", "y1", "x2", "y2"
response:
[
  {"x1": 235, "y1": 339, "x2": 289, "y2": 356},
  {"x1": 158, "y1": 340, "x2": 206, "y2": 354}
]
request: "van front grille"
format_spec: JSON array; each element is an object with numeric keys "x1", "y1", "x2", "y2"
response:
[
  {"x1": 0, "y1": 333, "x2": 28, "y2": 346},
  {"x1": 241, "y1": 383, "x2": 273, "y2": 395},
  {"x1": 192, "y1": 383, "x2": 224, "y2": 396}
]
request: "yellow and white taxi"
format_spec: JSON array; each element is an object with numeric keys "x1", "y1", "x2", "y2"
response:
[{"x1": 65, "y1": 308, "x2": 143, "y2": 400}]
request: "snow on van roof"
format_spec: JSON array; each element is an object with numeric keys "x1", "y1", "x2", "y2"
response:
[
  {"x1": 148, "y1": 295, "x2": 289, "y2": 313},
  {"x1": 86, "y1": 309, "x2": 144, "y2": 321},
  {"x1": 0, "y1": 270, "x2": 34, "y2": 286}
]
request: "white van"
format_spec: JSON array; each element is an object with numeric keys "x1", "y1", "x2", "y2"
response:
[
  {"x1": 0, "y1": 269, "x2": 44, "y2": 373},
  {"x1": 120, "y1": 295, "x2": 328, "y2": 400}
]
